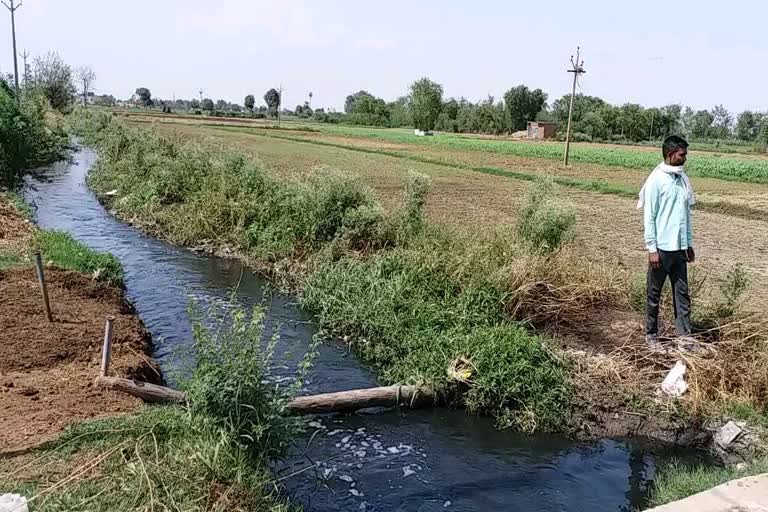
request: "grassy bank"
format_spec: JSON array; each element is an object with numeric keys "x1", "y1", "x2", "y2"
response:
[
  {"x1": 0, "y1": 192, "x2": 123, "y2": 285},
  {"x1": 69, "y1": 108, "x2": 578, "y2": 432},
  {"x1": 648, "y1": 457, "x2": 768, "y2": 507}
]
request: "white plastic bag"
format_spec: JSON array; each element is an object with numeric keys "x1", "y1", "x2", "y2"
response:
[
  {"x1": 661, "y1": 361, "x2": 688, "y2": 396},
  {"x1": 0, "y1": 494, "x2": 28, "y2": 512}
]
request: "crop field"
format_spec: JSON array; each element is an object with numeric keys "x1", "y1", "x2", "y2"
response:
[{"x1": 133, "y1": 117, "x2": 768, "y2": 300}]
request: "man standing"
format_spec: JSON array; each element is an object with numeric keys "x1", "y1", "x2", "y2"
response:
[{"x1": 638, "y1": 135, "x2": 697, "y2": 350}]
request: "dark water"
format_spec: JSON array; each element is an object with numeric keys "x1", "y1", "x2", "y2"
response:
[{"x1": 24, "y1": 147, "x2": 688, "y2": 511}]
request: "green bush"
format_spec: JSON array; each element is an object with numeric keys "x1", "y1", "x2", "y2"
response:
[
  {"x1": 517, "y1": 178, "x2": 576, "y2": 254},
  {"x1": 303, "y1": 233, "x2": 571, "y2": 431},
  {"x1": 35, "y1": 229, "x2": 123, "y2": 286},
  {"x1": 185, "y1": 300, "x2": 312, "y2": 461},
  {"x1": 0, "y1": 80, "x2": 68, "y2": 187}
]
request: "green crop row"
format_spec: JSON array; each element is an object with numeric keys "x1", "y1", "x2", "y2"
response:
[{"x1": 296, "y1": 125, "x2": 768, "y2": 184}]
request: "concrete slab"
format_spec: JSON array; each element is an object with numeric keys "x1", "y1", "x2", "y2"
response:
[{"x1": 646, "y1": 473, "x2": 768, "y2": 511}]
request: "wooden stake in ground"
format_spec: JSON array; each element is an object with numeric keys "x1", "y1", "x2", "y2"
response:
[
  {"x1": 33, "y1": 250, "x2": 53, "y2": 322},
  {"x1": 100, "y1": 315, "x2": 115, "y2": 377},
  {"x1": 563, "y1": 46, "x2": 586, "y2": 166}
]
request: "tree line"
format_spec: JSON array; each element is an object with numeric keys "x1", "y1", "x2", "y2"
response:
[{"x1": 10, "y1": 52, "x2": 763, "y2": 146}]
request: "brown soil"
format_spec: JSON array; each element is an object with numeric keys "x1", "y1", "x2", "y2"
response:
[
  {"x1": 0, "y1": 267, "x2": 159, "y2": 453},
  {"x1": 0, "y1": 199, "x2": 33, "y2": 254}
]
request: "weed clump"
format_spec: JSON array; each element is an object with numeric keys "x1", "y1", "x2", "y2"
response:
[{"x1": 516, "y1": 178, "x2": 576, "y2": 254}]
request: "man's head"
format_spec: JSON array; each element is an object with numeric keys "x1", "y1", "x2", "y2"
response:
[{"x1": 662, "y1": 135, "x2": 689, "y2": 166}]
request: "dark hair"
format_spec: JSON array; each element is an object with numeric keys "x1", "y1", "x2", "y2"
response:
[{"x1": 662, "y1": 135, "x2": 689, "y2": 159}]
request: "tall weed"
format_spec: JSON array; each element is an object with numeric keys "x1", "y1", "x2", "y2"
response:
[{"x1": 516, "y1": 178, "x2": 576, "y2": 254}]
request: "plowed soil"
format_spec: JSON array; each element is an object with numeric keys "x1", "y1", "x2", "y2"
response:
[{"x1": 0, "y1": 267, "x2": 159, "y2": 453}]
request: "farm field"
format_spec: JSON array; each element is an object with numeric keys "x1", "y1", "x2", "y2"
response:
[{"x1": 131, "y1": 117, "x2": 768, "y2": 301}]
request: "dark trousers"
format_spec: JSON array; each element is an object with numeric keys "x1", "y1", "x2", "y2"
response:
[{"x1": 646, "y1": 249, "x2": 691, "y2": 336}]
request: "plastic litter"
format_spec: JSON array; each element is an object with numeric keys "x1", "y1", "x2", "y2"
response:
[
  {"x1": 0, "y1": 494, "x2": 28, "y2": 512},
  {"x1": 661, "y1": 361, "x2": 688, "y2": 396}
]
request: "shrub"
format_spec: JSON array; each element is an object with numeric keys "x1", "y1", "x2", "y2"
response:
[
  {"x1": 184, "y1": 300, "x2": 313, "y2": 460},
  {"x1": 516, "y1": 178, "x2": 576, "y2": 254},
  {"x1": 0, "y1": 82, "x2": 68, "y2": 187}
]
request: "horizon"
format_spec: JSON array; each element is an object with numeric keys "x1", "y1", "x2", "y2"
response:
[{"x1": 1, "y1": 0, "x2": 766, "y2": 114}]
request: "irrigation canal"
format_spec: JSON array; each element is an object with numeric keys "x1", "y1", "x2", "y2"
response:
[{"x1": 23, "y1": 146, "x2": 695, "y2": 511}]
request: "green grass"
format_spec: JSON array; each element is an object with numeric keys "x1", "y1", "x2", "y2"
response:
[
  {"x1": 35, "y1": 230, "x2": 123, "y2": 286},
  {"x1": 233, "y1": 123, "x2": 768, "y2": 184},
  {"x1": 649, "y1": 458, "x2": 768, "y2": 507},
  {"x1": 0, "y1": 249, "x2": 24, "y2": 270},
  {"x1": 68, "y1": 108, "x2": 574, "y2": 432},
  {"x1": 303, "y1": 229, "x2": 571, "y2": 431}
]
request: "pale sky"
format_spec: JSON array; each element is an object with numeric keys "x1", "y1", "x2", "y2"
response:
[{"x1": 2, "y1": 0, "x2": 766, "y2": 113}]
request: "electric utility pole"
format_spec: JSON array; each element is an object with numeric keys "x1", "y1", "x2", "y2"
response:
[
  {"x1": 199, "y1": 89, "x2": 203, "y2": 104},
  {"x1": 19, "y1": 48, "x2": 29, "y2": 90},
  {"x1": 277, "y1": 85, "x2": 283, "y2": 128},
  {"x1": 563, "y1": 46, "x2": 586, "y2": 166},
  {"x1": 2, "y1": 0, "x2": 22, "y2": 99}
]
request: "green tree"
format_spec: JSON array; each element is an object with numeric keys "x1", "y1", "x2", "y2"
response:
[
  {"x1": 344, "y1": 90, "x2": 390, "y2": 126},
  {"x1": 244, "y1": 94, "x2": 255, "y2": 112},
  {"x1": 215, "y1": 99, "x2": 227, "y2": 112},
  {"x1": 135, "y1": 87, "x2": 152, "y2": 107},
  {"x1": 503, "y1": 85, "x2": 548, "y2": 132},
  {"x1": 388, "y1": 96, "x2": 412, "y2": 127},
  {"x1": 190, "y1": 98, "x2": 200, "y2": 109},
  {"x1": 409, "y1": 78, "x2": 443, "y2": 131},
  {"x1": 33, "y1": 52, "x2": 75, "y2": 111},
  {"x1": 735, "y1": 111, "x2": 757, "y2": 141},
  {"x1": 201, "y1": 98, "x2": 214, "y2": 112},
  {"x1": 712, "y1": 104, "x2": 733, "y2": 139},
  {"x1": 690, "y1": 109, "x2": 714, "y2": 139},
  {"x1": 264, "y1": 88, "x2": 280, "y2": 116}
]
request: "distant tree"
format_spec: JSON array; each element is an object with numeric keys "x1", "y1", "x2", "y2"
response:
[
  {"x1": 190, "y1": 98, "x2": 200, "y2": 109},
  {"x1": 33, "y1": 52, "x2": 75, "y2": 111},
  {"x1": 409, "y1": 78, "x2": 443, "y2": 131},
  {"x1": 503, "y1": 85, "x2": 548, "y2": 132},
  {"x1": 736, "y1": 110, "x2": 758, "y2": 141},
  {"x1": 135, "y1": 87, "x2": 152, "y2": 108},
  {"x1": 201, "y1": 98, "x2": 214, "y2": 112},
  {"x1": 344, "y1": 91, "x2": 376, "y2": 113},
  {"x1": 215, "y1": 99, "x2": 227, "y2": 112},
  {"x1": 712, "y1": 104, "x2": 733, "y2": 139},
  {"x1": 244, "y1": 94, "x2": 255, "y2": 112},
  {"x1": 690, "y1": 109, "x2": 714, "y2": 139},
  {"x1": 389, "y1": 96, "x2": 412, "y2": 127},
  {"x1": 230, "y1": 103, "x2": 242, "y2": 113},
  {"x1": 264, "y1": 88, "x2": 281, "y2": 116},
  {"x1": 93, "y1": 94, "x2": 115, "y2": 107},
  {"x1": 75, "y1": 66, "x2": 96, "y2": 107},
  {"x1": 344, "y1": 90, "x2": 390, "y2": 126},
  {"x1": 174, "y1": 99, "x2": 187, "y2": 110}
]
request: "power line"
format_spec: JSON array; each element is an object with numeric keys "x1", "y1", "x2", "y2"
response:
[
  {"x1": 563, "y1": 46, "x2": 586, "y2": 166},
  {"x1": 2, "y1": 0, "x2": 22, "y2": 99}
]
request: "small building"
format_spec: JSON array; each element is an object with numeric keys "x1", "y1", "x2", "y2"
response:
[{"x1": 527, "y1": 121, "x2": 557, "y2": 140}]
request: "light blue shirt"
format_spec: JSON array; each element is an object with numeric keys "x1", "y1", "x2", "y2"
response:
[{"x1": 643, "y1": 170, "x2": 693, "y2": 253}]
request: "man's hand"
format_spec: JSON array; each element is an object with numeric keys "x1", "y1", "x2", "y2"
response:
[
  {"x1": 686, "y1": 247, "x2": 695, "y2": 263},
  {"x1": 649, "y1": 251, "x2": 661, "y2": 270}
]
